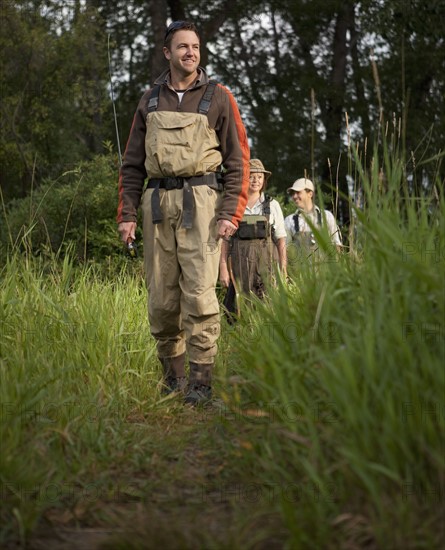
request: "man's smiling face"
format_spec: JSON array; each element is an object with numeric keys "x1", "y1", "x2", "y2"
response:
[
  {"x1": 291, "y1": 189, "x2": 314, "y2": 212},
  {"x1": 164, "y1": 30, "x2": 200, "y2": 78}
]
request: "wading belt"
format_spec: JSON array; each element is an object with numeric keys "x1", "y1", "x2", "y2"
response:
[{"x1": 147, "y1": 174, "x2": 223, "y2": 229}]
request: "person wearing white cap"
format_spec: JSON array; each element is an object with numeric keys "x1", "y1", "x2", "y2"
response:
[
  {"x1": 284, "y1": 177, "x2": 342, "y2": 255},
  {"x1": 220, "y1": 159, "x2": 287, "y2": 318}
]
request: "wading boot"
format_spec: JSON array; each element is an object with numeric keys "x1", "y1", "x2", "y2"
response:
[
  {"x1": 184, "y1": 362, "x2": 213, "y2": 406},
  {"x1": 160, "y1": 353, "x2": 187, "y2": 395}
]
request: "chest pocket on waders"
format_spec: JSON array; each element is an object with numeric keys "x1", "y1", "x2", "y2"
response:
[
  {"x1": 237, "y1": 215, "x2": 269, "y2": 240},
  {"x1": 144, "y1": 80, "x2": 223, "y2": 178},
  {"x1": 145, "y1": 112, "x2": 222, "y2": 177}
]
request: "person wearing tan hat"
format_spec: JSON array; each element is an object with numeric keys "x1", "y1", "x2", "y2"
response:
[
  {"x1": 284, "y1": 177, "x2": 342, "y2": 255},
  {"x1": 220, "y1": 159, "x2": 287, "y2": 316}
]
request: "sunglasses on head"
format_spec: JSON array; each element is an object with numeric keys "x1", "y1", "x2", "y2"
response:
[{"x1": 164, "y1": 21, "x2": 188, "y2": 41}]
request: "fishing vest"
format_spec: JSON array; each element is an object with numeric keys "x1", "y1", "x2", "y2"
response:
[{"x1": 144, "y1": 81, "x2": 222, "y2": 178}]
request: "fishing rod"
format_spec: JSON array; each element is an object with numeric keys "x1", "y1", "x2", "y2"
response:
[
  {"x1": 107, "y1": 33, "x2": 123, "y2": 167},
  {"x1": 108, "y1": 34, "x2": 137, "y2": 259}
]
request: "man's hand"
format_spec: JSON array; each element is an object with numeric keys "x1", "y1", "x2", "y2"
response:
[
  {"x1": 118, "y1": 221, "x2": 137, "y2": 243},
  {"x1": 216, "y1": 219, "x2": 237, "y2": 241}
]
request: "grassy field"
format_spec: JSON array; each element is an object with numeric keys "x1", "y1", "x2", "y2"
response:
[{"x1": 1, "y1": 150, "x2": 444, "y2": 548}]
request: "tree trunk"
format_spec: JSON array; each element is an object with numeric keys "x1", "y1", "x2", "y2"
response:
[
  {"x1": 349, "y1": 5, "x2": 371, "y2": 142},
  {"x1": 167, "y1": 0, "x2": 186, "y2": 21},
  {"x1": 324, "y1": 5, "x2": 350, "y2": 163},
  {"x1": 149, "y1": 0, "x2": 169, "y2": 85},
  {"x1": 321, "y1": 2, "x2": 354, "y2": 225}
]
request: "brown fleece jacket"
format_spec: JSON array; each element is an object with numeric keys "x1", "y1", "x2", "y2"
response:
[{"x1": 117, "y1": 67, "x2": 250, "y2": 226}]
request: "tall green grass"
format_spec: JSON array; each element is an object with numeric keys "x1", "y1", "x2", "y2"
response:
[
  {"x1": 1, "y1": 142, "x2": 443, "y2": 549},
  {"x1": 0, "y1": 255, "x2": 164, "y2": 544},
  {"x1": 223, "y1": 147, "x2": 444, "y2": 548},
  {"x1": 0, "y1": 250, "x2": 266, "y2": 550}
]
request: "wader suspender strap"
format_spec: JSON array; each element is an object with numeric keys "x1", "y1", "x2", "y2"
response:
[
  {"x1": 293, "y1": 209, "x2": 322, "y2": 234},
  {"x1": 146, "y1": 85, "x2": 163, "y2": 221},
  {"x1": 147, "y1": 80, "x2": 217, "y2": 114},
  {"x1": 147, "y1": 85, "x2": 160, "y2": 112},
  {"x1": 198, "y1": 80, "x2": 217, "y2": 114},
  {"x1": 146, "y1": 81, "x2": 219, "y2": 227},
  {"x1": 263, "y1": 195, "x2": 273, "y2": 240},
  {"x1": 262, "y1": 195, "x2": 271, "y2": 221}
]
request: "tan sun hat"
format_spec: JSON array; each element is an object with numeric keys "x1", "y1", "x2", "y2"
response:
[
  {"x1": 287, "y1": 177, "x2": 315, "y2": 194},
  {"x1": 249, "y1": 159, "x2": 272, "y2": 180}
]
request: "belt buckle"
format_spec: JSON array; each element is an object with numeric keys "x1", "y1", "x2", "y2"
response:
[{"x1": 165, "y1": 177, "x2": 180, "y2": 190}]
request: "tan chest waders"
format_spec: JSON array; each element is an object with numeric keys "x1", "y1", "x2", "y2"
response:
[{"x1": 143, "y1": 81, "x2": 223, "y2": 228}]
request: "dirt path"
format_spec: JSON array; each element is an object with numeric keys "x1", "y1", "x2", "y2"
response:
[{"x1": 21, "y1": 402, "x2": 282, "y2": 550}]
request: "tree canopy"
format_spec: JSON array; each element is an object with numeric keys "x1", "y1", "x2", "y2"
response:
[{"x1": 1, "y1": 0, "x2": 444, "y2": 216}]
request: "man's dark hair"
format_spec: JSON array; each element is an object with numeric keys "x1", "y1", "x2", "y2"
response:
[{"x1": 164, "y1": 21, "x2": 200, "y2": 49}]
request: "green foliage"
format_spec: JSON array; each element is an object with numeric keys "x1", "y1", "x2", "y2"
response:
[
  {"x1": 0, "y1": 139, "x2": 443, "y2": 548},
  {"x1": 2, "y1": 0, "x2": 444, "y2": 210},
  {"x1": 0, "y1": 252, "x2": 250, "y2": 549},
  {"x1": 221, "y1": 142, "x2": 445, "y2": 547},
  {"x1": 0, "y1": 150, "x2": 132, "y2": 261},
  {"x1": 0, "y1": 254, "x2": 155, "y2": 543},
  {"x1": 0, "y1": 2, "x2": 112, "y2": 200}
]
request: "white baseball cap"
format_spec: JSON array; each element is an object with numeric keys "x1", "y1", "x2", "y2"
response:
[{"x1": 287, "y1": 178, "x2": 315, "y2": 193}]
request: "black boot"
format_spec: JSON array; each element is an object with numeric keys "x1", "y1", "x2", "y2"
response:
[
  {"x1": 160, "y1": 353, "x2": 187, "y2": 395},
  {"x1": 184, "y1": 362, "x2": 213, "y2": 406}
]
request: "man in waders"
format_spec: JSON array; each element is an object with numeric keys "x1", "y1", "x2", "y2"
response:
[
  {"x1": 284, "y1": 177, "x2": 342, "y2": 266},
  {"x1": 219, "y1": 159, "x2": 287, "y2": 321},
  {"x1": 117, "y1": 21, "x2": 250, "y2": 405}
]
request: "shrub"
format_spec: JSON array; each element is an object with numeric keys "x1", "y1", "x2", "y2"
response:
[{"x1": 0, "y1": 149, "x2": 141, "y2": 262}]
